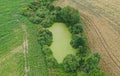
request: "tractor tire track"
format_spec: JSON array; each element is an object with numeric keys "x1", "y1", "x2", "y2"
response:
[
  {"x1": 22, "y1": 24, "x2": 29, "y2": 76},
  {"x1": 56, "y1": 0, "x2": 120, "y2": 76},
  {"x1": 81, "y1": 13, "x2": 120, "y2": 75},
  {"x1": 68, "y1": 0, "x2": 120, "y2": 76}
]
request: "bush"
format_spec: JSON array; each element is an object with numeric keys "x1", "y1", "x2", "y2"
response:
[
  {"x1": 48, "y1": 4, "x2": 55, "y2": 11},
  {"x1": 82, "y1": 53, "x2": 100, "y2": 73},
  {"x1": 70, "y1": 23, "x2": 83, "y2": 34},
  {"x1": 36, "y1": 8, "x2": 49, "y2": 18},
  {"x1": 88, "y1": 69, "x2": 106, "y2": 76},
  {"x1": 42, "y1": 45, "x2": 53, "y2": 57},
  {"x1": 37, "y1": 29, "x2": 53, "y2": 46},
  {"x1": 29, "y1": 16, "x2": 42, "y2": 24},
  {"x1": 59, "y1": 6, "x2": 80, "y2": 26},
  {"x1": 77, "y1": 46, "x2": 90, "y2": 57},
  {"x1": 70, "y1": 34, "x2": 85, "y2": 49},
  {"x1": 20, "y1": 7, "x2": 33, "y2": 17},
  {"x1": 40, "y1": 19, "x2": 54, "y2": 28},
  {"x1": 46, "y1": 55, "x2": 58, "y2": 68},
  {"x1": 63, "y1": 54, "x2": 78, "y2": 73},
  {"x1": 28, "y1": 2, "x2": 40, "y2": 11}
]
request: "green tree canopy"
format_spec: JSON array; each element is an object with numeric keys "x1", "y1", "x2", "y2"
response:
[
  {"x1": 46, "y1": 55, "x2": 58, "y2": 68},
  {"x1": 70, "y1": 34, "x2": 85, "y2": 49},
  {"x1": 63, "y1": 54, "x2": 78, "y2": 73},
  {"x1": 59, "y1": 6, "x2": 80, "y2": 26},
  {"x1": 42, "y1": 45, "x2": 53, "y2": 57},
  {"x1": 82, "y1": 53, "x2": 101, "y2": 72},
  {"x1": 88, "y1": 69, "x2": 106, "y2": 76},
  {"x1": 70, "y1": 23, "x2": 83, "y2": 34},
  {"x1": 37, "y1": 29, "x2": 53, "y2": 46}
]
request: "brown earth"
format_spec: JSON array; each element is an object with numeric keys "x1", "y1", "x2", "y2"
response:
[{"x1": 56, "y1": 0, "x2": 120, "y2": 76}]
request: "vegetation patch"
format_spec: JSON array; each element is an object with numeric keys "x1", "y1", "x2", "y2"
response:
[
  {"x1": 21, "y1": 0, "x2": 106, "y2": 76},
  {"x1": 49, "y1": 23, "x2": 76, "y2": 63}
]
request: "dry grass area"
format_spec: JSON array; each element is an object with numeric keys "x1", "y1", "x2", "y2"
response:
[{"x1": 56, "y1": 0, "x2": 120, "y2": 76}]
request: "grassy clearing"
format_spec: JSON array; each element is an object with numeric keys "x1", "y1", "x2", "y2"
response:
[{"x1": 20, "y1": 15, "x2": 48, "y2": 76}]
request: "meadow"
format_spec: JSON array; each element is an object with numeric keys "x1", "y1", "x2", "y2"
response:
[{"x1": 0, "y1": 0, "x2": 48, "y2": 76}]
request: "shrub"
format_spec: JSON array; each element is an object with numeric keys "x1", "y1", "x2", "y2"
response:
[
  {"x1": 20, "y1": 7, "x2": 33, "y2": 17},
  {"x1": 59, "y1": 6, "x2": 80, "y2": 26},
  {"x1": 40, "y1": 19, "x2": 53, "y2": 28},
  {"x1": 70, "y1": 23, "x2": 83, "y2": 34},
  {"x1": 46, "y1": 55, "x2": 58, "y2": 68},
  {"x1": 37, "y1": 29, "x2": 53, "y2": 46},
  {"x1": 42, "y1": 45, "x2": 53, "y2": 57},
  {"x1": 28, "y1": 2, "x2": 40, "y2": 11},
  {"x1": 29, "y1": 16, "x2": 42, "y2": 24},
  {"x1": 36, "y1": 8, "x2": 49, "y2": 18},
  {"x1": 77, "y1": 46, "x2": 89, "y2": 57},
  {"x1": 63, "y1": 54, "x2": 78, "y2": 73},
  {"x1": 82, "y1": 53, "x2": 100, "y2": 73},
  {"x1": 88, "y1": 69, "x2": 106, "y2": 76},
  {"x1": 70, "y1": 34, "x2": 85, "y2": 49}
]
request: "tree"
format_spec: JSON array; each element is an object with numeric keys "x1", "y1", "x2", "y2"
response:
[
  {"x1": 77, "y1": 45, "x2": 90, "y2": 57},
  {"x1": 20, "y1": 7, "x2": 33, "y2": 17},
  {"x1": 42, "y1": 45, "x2": 53, "y2": 57},
  {"x1": 29, "y1": 16, "x2": 42, "y2": 24},
  {"x1": 40, "y1": 18, "x2": 54, "y2": 28},
  {"x1": 70, "y1": 23, "x2": 83, "y2": 34},
  {"x1": 36, "y1": 8, "x2": 49, "y2": 18},
  {"x1": 88, "y1": 69, "x2": 106, "y2": 76},
  {"x1": 82, "y1": 53, "x2": 101, "y2": 73},
  {"x1": 37, "y1": 29, "x2": 53, "y2": 46},
  {"x1": 48, "y1": 4, "x2": 55, "y2": 11},
  {"x1": 28, "y1": 1, "x2": 40, "y2": 11},
  {"x1": 70, "y1": 34, "x2": 85, "y2": 49},
  {"x1": 46, "y1": 55, "x2": 58, "y2": 68},
  {"x1": 59, "y1": 6, "x2": 80, "y2": 26},
  {"x1": 63, "y1": 54, "x2": 78, "y2": 73}
]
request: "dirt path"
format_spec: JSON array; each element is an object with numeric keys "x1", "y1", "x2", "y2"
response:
[
  {"x1": 21, "y1": 24, "x2": 29, "y2": 76},
  {"x1": 56, "y1": 0, "x2": 120, "y2": 76}
]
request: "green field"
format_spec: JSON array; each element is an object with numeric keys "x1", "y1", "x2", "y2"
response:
[{"x1": 0, "y1": 0, "x2": 48, "y2": 76}]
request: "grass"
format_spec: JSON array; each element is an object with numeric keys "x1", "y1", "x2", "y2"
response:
[
  {"x1": 0, "y1": 0, "x2": 29, "y2": 75},
  {"x1": 0, "y1": 0, "x2": 31, "y2": 56},
  {"x1": 0, "y1": 0, "x2": 48, "y2": 76},
  {"x1": 0, "y1": 50, "x2": 24, "y2": 76},
  {"x1": 20, "y1": 17, "x2": 48, "y2": 76}
]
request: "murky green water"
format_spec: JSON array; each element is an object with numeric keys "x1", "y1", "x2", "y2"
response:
[{"x1": 48, "y1": 23, "x2": 76, "y2": 63}]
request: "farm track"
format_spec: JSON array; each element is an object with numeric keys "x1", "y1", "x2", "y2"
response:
[
  {"x1": 21, "y1": 24, "x2": 29, "y2": 76},
  {"x1": 56, "y1": 0, "x2": 120, "y2": 76}
]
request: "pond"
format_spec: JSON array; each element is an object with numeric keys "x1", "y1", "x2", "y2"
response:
[{"x1": 48, "y1": 23, "x2": 76, "y2": 63}]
